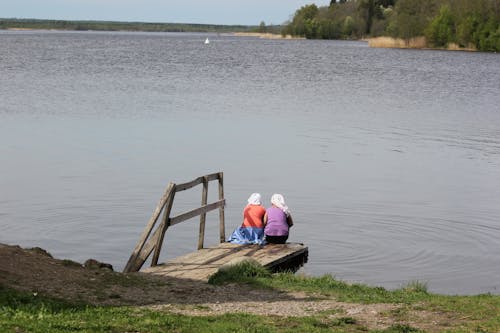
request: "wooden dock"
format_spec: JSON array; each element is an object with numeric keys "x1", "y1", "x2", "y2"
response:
[
  {"x1": 124, "y1": 172, "x2": 308, "y2": 281},
  {"x1": 142, "y1": 242, "x2": 308, "y2": 281}
]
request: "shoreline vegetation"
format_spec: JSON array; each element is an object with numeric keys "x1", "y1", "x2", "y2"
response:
[
  {"x1": 0, "y1": 26, "x2": 481, "y2": 51},
  {"x1": 233, "y1": 32, "x2": 303, "y2": 39},
  {"x1": 368, "y1": 36, "x2": 478, "y2": 51},
  {"x1": 3, "y1": 0, "x2": 499, "y2": 54},
  {"x1": 0, "y1": 25, "x2": 479, "y2": 50},
  {"x1": 0, "y1": 18, "x2": 260, "y2": 33},
  {"x1": 283, "y1": 0, "x2": 499, "y2": 52},
  {"x1": 1, "y1": 243, "x2": 499, "y2": 332}
]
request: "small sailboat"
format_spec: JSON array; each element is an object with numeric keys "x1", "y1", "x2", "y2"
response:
[{"x1": 204, "y1": 37, "x2": 210, "y2": 45}]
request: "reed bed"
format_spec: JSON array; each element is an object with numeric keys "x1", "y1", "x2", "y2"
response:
[
  {"x1": 368, "y1": 36, "x2": 477, "y2": 51},
  {"x1": 368, "y1": 36, "x2": 427, "y2": 49}
]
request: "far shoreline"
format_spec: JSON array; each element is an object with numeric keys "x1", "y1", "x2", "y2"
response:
[
  {"x1": 232, "y1": 32, "x2": 304, "y2": 40},
  {"x1": 3, "y1": 27, "x2": 482, "y2": 52}
]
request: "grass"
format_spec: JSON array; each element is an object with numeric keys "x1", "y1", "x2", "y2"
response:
[
  {"x1": 401, "y1": 280, "x2": 428, "y2": 294},
  {"x1": 2, "y1": 268, "x2": 499, "y2": 333},
  {"x1": 207, "y1": 260, "x2": 271, "y2": 285},
  {"x1": 0, "y1": 285, "x2": 371, "y2": 333},
  {"x1": 252, "y1": 273, "x2": 432, "y2": 304},
  {"x1": 250, "y1": 273, "x2": 500, "y2": 332}
]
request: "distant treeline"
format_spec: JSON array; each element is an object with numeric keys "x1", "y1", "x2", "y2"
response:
[
  {"x1": 282, "y1": 0, "x2": 500, "y2": 52},
  {"x1": 0, "y1": 18, "x2": 260, "y2": 33}
]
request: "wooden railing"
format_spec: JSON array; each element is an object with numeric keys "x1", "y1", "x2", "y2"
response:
[{"x1": 123, "y1": 172, "x2": 226, "y2": 273}]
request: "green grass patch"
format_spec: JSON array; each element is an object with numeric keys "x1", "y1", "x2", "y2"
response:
[
  {"x1": 401, "y1": 280, "x2": 428, "y2": 294},
  {"x1": 0, "y1": 284, "x2": 85, "y2": 312},
  {"x1": 425, "y1": 293, "x2": 500, "y2": 331},
  {"x1": 254, "y1": 273, "x2": 431, "y2": 304},
  {"x1": 208, "y1": 260, "x2": 271, "y2": 285},
  {"x1": 377, "y1": 324, "x2": 424, "y2": 332},
  {"x1": 249, "y1": 273, "x2": 500, "y2": 332},
  {"x1": 0, "y1": 285, "x2": 367, "y2": 333},
  {"x1": 207, "y1": 270, "x2": 498, "y2": 331}
]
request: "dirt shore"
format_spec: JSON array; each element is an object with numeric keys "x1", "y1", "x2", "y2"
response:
[{"x1": 0, "y1": 243, "x2": 459, "y2": 331}]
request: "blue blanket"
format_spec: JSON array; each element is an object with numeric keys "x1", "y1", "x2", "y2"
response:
[{"x1": 227, "y1": 227, "x2": 265, "y2": 245}]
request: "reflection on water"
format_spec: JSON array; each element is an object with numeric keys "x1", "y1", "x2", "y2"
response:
[{"x1": 1, "y1": 31, "x2": 499, "y2": 294}]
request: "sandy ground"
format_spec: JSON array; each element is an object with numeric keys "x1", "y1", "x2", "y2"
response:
[{"x1": 0, "y1": 243, "x2": 461, "y2": 331}]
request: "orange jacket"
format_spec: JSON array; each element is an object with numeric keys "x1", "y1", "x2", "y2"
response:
[{"x1": 241, "y1": 204, "x2": 266, "y2": 228}]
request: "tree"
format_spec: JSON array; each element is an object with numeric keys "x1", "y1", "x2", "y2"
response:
[
  {"x1": 426, "y1": 5, "x2": 455, "y2": 47},
  {"x1": 282, "y1": 0, "x2": 499, "y2": 51},
  {"x1": 476, "y1": 17, "x2": 500, "y2": 51},
  {"x1": 287, "y1": 4, "x2": 319, "y2": 37},
  {"x1": 358, "y1": 0, "x2": 376, "y2": 34},
  {"x1": 259, "y1": 21, "x2": 266, "y2": 33},
  {"x1": 358, "y1": 0, "x2": 394, "y2": 35},
  {"x1": 298, "y1": 4, "x2": 319, "y2": 21},
  {"x1": 389, "y1": 0, "x2": 438, "y2": 39},
  {"x1": 343, "y1": 16, "x2": 356, "y2": 36},
  {"x1": 376, "y1": 0, "x2": 396, "y2": 7}
]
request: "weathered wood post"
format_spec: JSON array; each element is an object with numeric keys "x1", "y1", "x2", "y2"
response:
[
  {"x1": 218, "y1": 172, "x2": 226, "y2": 242},
  {"x1": 123, "y1": 182, "x2": 175, "y2": 273},
  {"x1": 198, "y1": 176, "x2": 209, "y2": 250},
  {"x1": 151, "y1": 185, "x2": 176, "y2": 266}
]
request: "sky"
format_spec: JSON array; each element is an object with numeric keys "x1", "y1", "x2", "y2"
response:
[{"x1": 1, "y1": 0, "x2": 331, "y2": 26}]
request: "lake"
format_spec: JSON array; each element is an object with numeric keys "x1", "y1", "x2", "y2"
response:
[{"x1": 1, "y1": 30, "x2": 499, "y2": 295}]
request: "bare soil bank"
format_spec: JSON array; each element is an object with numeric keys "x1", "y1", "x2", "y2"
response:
[{"x1": 0, "y1": 243, "x2": 466, "y2": 331}]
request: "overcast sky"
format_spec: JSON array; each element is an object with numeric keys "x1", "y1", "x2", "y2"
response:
[{"x1": 1, "y1": 0, "x2": 331, "y2": 26}]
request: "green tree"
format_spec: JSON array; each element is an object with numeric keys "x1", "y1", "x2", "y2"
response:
[
  {"x1": 476, "y1": 17, "x2": 500, "y2": 51},
  {"x1": 426, "y1": 5, "x2": 455, "y2": 47},
  {"x1": 389, "y1": 0, "x2": 438, "y2": 39},
  {"x1": 456, "y1": 15, "x2": 479, "y2": 47},
  {"x1": 289, "y1": 4, "x2": 319, "y2": 36},
  {"x1": 358, "y1": 0, "x2": 376, "y2": 34},
  {"x1": 376, "y1": 0, "x2": 396, "y2": 7},
  {"x1": 304, "y1": 18, "x2": 321, "y2": 38},
  {"x1": 343, "y1": 16, "x2": 356, "y2": 36},
  {"x1": 283, "y1": 0, "x2": 499, "y2": 51},
  {"x1": 297, "y1": 3, "x2": 319, "y2": 21},
  {"x1": 259, "y1": 21, "x2": 266, "y2": 33}
]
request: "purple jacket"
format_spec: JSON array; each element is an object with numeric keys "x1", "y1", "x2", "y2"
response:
[{"x1": 264, "y1": 207, "x2": 289, "y2": 236}]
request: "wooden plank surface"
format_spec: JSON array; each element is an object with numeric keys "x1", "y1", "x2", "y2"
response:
[{"x1": 142, "y1": 242, "x2": 308, "y2": 281}]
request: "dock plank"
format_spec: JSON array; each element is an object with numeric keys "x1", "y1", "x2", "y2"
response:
[{"x1": 142, "y1": 242, "x2": 308, "y2": 281}]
